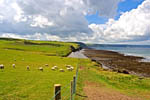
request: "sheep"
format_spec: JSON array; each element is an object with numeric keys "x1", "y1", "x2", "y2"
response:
[
  {"x1": 67, "y1": 67, "x2": 74, "y2": 71},
  {"x1": 66, "y1": 65, "x2": 72, "y2": 68},
  {"x1": 45, "y1": 64, "x2": 49, "y2": 67},
  {"x1": 38, "y1": 67, "x2": 43, "y2": 71},
  {"x1": 59, "y1": 69, "x2": 64, "y2": 72},
  {"x1": 67, "y1": 68, "x2": 72, "y2": 71},
  {"x1": 0, "y1": 64, "x2": 4, "y2": 69},
  {"x1": 51, "y1": 67, "x2": 55, "y2": 70},
  {"x1": 53, "y1": 66, "x2": 58, "y2": 69},
  {"x1": 27, "y1": 66, "x2": 30, "y2": 70},
  {"x1": 70, "y1": 67, "x2": 74, "y2": 70},
  {"x1": 12, "y1": 64, "x2": 15, "y2": 68},
  {"x1": 51, "y1": 66, "x2": 58, "y2": 71}
]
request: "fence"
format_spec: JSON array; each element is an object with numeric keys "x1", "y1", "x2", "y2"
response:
[{"x1": 50, "y1": 60, "x2": 80, "y2": 100}]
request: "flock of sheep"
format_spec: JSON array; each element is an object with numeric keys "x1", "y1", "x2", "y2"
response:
[
  {"x1": 0, "y1": 64, "x2": 74, "y2": 72},
  {"x1": 51, "y1": 65, "x2": 74, "y2": 72},
  {"x1": 38, "y1": 64, "x2": 74, "y2": 72}
]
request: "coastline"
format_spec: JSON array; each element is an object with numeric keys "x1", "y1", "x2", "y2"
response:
[
  {"x1": 67, "y1": 49, "x2": 88, "y2": 59},
  {"x1": 83, "y1": 48, "x2": 150, "y2": 77}
]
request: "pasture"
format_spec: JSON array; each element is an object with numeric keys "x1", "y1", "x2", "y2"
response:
[
  {"x1": 0, "y1": 38, "x2": 84, "y2": 100},
  {"x1": 1, "y1": 38, "x2": 150, "y2": 100}
]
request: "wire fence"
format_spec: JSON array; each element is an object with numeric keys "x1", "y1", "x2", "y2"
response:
[
  {"x1": 50, "y1": 58, "x2": 80, "y2": 100},
  {"x1": 50, "y1": 82, "x2": 71, "y2": 100}
]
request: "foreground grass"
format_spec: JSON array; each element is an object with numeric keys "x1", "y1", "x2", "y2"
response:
[
  {"x1": 75, "y1": 61, "x2": 150, "y2": 100},
  {"x1": 1, "y1": 38, "x2": 150, "y2": 100},
  {"x1": 0, "y1": 38, "x2": 81, "y2": 100}
]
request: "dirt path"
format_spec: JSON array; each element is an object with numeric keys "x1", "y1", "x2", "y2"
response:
[{"x1": 83, "y1": 81, "x2": 142, "y2": 100}]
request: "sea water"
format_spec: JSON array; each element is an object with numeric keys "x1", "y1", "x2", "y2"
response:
[{"x1": 88, "y1": 44, "x2": 150, "y2": 62}]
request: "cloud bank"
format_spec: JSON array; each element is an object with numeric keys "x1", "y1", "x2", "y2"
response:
[
  {"x1": 0, "y1": 0, "x2": 150, "y2": 44},
  {"x1": 89, "y1": 0, "x2": 150, "y2": 43}
]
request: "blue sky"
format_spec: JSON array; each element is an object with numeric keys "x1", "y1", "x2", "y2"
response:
[{"x1": 86, "y1": 0, "x2": 144, "y2": 24}]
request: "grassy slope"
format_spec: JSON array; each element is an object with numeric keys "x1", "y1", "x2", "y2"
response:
[
  {"x1": 75, "y1": 61, "x2": 150, "y2": 100},
  {"x1": 0, "y1": 39, "x2": 79, "y2": 57},
  {"x1": 1, "y1": 38, "x2": 150, "y2": 100},
  {"x1": 0, "y1": 38, "x2": 81, "y2": 100}
]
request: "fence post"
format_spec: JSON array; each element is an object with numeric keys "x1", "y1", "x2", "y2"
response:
[
  {"x1": 70, "y1": 81, "x2": 73, "y2": 100},
  {"x1": 73, "y1": 76, "x2": 76, "y2": 94},
  {"x1": 54, "y1": 84, "x2": 61, "y2": 100}
]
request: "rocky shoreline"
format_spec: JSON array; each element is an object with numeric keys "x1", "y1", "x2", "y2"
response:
[{"x1": 83, "y1": 49, "x2": 150, "y2": 77}]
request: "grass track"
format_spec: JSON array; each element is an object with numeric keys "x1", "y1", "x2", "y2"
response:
[{"x1": 75, "y1": 61, "x2": 150, "y2": 100}]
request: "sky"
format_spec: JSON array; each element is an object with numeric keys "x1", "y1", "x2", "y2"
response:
[{"x1": 0, "y1": 0, "x2": 150, "y2": 44}]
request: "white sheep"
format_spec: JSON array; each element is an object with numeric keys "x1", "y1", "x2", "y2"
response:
[
  {"x1": 51, "y1": 67, "x2": 55, "y2": 70},
  {"x1": 38, "y1": 67, "x2": 43, "y2": 71},
  {"x1": 70, "y1": 67, "x2": 74, "y2": 70},
  {"x1": 53, "y1": 66, "x2": 58, "y2": 69},
  {"x1": 12, "y1": 64, "x2": 15, "y2": 68},
  {"x1": 67, "y1": 67, "x2": 74, "y2": 71},
  {"x1": 66, "y1": 65, "x2": 71, "y2": 68},
  {"x1": 0, "y1": 64, "x2": 4, "y2": 69},
  {"x1": 45, "y1": 64, "x2": 49, "y2": 67},
  {"x1": 67, "y1": 67, "x2": 70, "y2": 70},
  {"x1": 59, "y1": 69, "x2": 64, "y2": 72},
  {"x1": 27, "y1": 66, "x2": 30, "y2": 71}
]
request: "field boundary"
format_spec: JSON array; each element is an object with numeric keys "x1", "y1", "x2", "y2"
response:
[{"x1": 50, "y1": 60, "x2": 80, "y2": 100}]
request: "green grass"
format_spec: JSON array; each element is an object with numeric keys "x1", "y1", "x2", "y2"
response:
[
  {"x1": 1, "y1": 38, "x2": 150, "y2": 100},
  {"x1": 0, "y1": 38, "x2": 79, "y2": 57},
  {"x1": 75, "y1": 61, "x2": 150, "y2": 100},
  {"x1": 0, "y1": 38, "x2": 81, "y2": 100}
]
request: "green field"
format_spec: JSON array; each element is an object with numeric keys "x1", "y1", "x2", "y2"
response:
[
  {"x1": 75, "y1": 61, "x2": 150, "y2": 100},
  {"x1": 1, "y1": 38, "x2": 150, "y2": 100},
  {"x1": 0, "y1": 38, "x2": 82, "y2": 100}
]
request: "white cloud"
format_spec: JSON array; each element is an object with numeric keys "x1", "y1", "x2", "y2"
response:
[
  {"x1": 82, "y1": 0, "x2": 121, "y2": 17},
  {"x1": 11, "y1": 2, "x2": 27, "y2": 22},
  {"x1": 0, "y1": 33, "x2": 23, "y2": 39},
  {"x1": 0, "y1": 0, "x2": 4, "y2": 4},
  {"x1": 0, "y1": 0, "x2": 150, "y2": 44},
  {"x1": 30, "y1": 15, "x2": 54, "y2": 28},
  {"x1": 89, "y1": 0, "x2": 150, "y2": 43},
  {"x1": 0, "y1": 33, "x2": 61, "y2": 41},
  {"x1": 0, "y1": 0, "x2": 121, "y2": 38}
]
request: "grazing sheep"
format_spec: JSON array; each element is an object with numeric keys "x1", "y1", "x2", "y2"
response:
[
  {"x1": 12, "y1": 64, "x2": 15, "y2": 68},
  {"x1": 27, "y1": 66, "x2": 30, "y2": 70},
  {"x1": 70, "y1": 67, "x2": 74, "y2": 70},
  {"x1": 38, "y1": 67, "x2": 43, "y2": 71},
  {"x1": 67, "y1": 67, "x2": 74, "y2": 71},
  {"x1": 51, "y1": 67, "x2": 55, "y2": 70},
  {"x1": 66, "y1": 65, "x2": 71, "y2": 68},
  {"x1": 0, "y1": 64, "x2": 4, "y2": 69},
  {"x1": 67, "y1": 68, "x2": 72, "y2": 71},
  {"x1": 45, "y1": 64, "x2": 49, "y2": 67},
  {"x1": 53, "y1": 66, "x2": 58, "y2": 69},
  {"x1": 59, "y1": 69, "x2": 64, "y2": 72}
]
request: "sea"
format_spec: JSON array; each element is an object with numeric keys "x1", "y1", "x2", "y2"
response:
[{"x1": 88, "y1": 44, "x2": 150, "y2": 62}]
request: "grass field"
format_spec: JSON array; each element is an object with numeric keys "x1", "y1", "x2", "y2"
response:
[
  {"x1": 0, "y1": 38, "x2": 82, "y2": 100},
  {"x1": 1, "y1": 38, "x2": 150, "y2": 100},
  {"x1": 75, "y1": 61, "x2": 150, "y2": 100}
]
